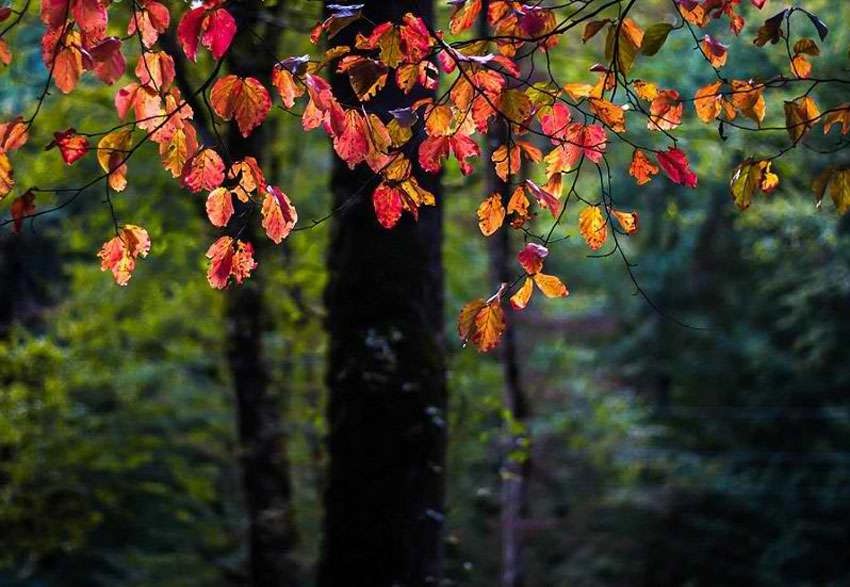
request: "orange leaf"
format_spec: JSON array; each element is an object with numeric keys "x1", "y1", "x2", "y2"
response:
[
  {"x1": 823, "y1": 105, "x2": 850, "y2": 135},
  {"x1": 629, "y1": 149, "x2": 659, "y2": 185},
  {"x1": 507, "y1": 185, "x2": 531, "y2": 228},
  {"x1": 784, "y1": 96, "x2": 820, "y2": 142},
  {"x1": 510, "y1": 277, "x2": 534, "y2": 311},
  {"x1": 533, "y1": 273, "x2": 568, "y2": 298},
  {"x1": 449, "y1": 0, "x2": 481, "y2": 35},
  {"x1": 694, "y1": 81, "x2": 723, "y2": 123},
  {"x1": 0, "y1": 117, "x2": 29, "y2": 152},
  {"x1": 477, "y1": 193, "x2": 506, "y2": 236},
  {"x1": 648, "y1": 89, "x2": 683, "y2": 131},
  {"x1": 271, "y1": 63, "x2": 305, "y2": 108},
  {"x1": 0, "y1": 152, "x2": 13, "y2": 198},
  {"x1": 700, "y1": 35, "x2": 728, "y2": 68},
  {"x1": 579, "y1": 205, "x2": 607, "y2": 251},
  {"x1": 337, "y1": 55, "x2": 389, "y2": 102},
  {"x1": 611, "y1": 209, "x2": 639, "y2": 234},
  {"x1": 261, "y1": 186, "x2": 297, "y2": 244},
  {"x1": 458, "y1": 298, "x2": 505, "y2": 352},
  {"x1": 729, "y1": 80, "x2": 765, "y2": 124},
  {"x1": 791, "y1": 54, "x2": 811, "y2": 79},
  {"x1": 227, "y1": 156, "x2": 267, "y2": 201},
  {"x1": 210, "y1": 75, "x2": 272, "y2": 138},
  {"x1": 97, "y1": 225, "x2": 151, "y2": 286},
  {"x1": 589, "y1": 98, "x2": 626, "y2": 132},
  {"x1": 181, "y1": 148, "x2": 224, "y2": 193},
  {"x1": 205, "y1": 187, "x2": 234, "y2": 227}
]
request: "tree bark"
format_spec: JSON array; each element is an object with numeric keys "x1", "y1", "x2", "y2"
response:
[
  {"x1": 223, "y1": 3, "x2": 298, "y2": 585},
  {"x1": 318, "y1": 2, "x2": 447, "y2": 586}
]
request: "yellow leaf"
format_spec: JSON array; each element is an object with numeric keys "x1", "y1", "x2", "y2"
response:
[
  {"x1": 477, "y1": 193, "x2": 506, "y2": 236},
  {"x1": 589, "y1": 98, "x2": 626, "y2": 132},
  {"x1": 579, "y1": 205, "x2": 607, "y2": 250},
  {"x1": 458, "y1": 298, "x2": 505, "y2": 352}
]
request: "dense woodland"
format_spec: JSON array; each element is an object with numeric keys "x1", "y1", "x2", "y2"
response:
[{"x1": 1, "y1": 0, "x2": 850, "y2": 585}]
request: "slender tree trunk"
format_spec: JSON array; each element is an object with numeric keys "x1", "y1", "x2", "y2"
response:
[
  {"x1": 223, "y1": 3, "x2": 298, "y2": 585},
  {"x1": 479, "y1": 6, "x2": 532, "y2": 585},
  {"x1": 318, "y1": 2, "x2": 447, "y2": 586}
]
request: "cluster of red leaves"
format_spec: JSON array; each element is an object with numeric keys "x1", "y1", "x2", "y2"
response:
[{"x1": 2, "y1": 0, "x2": 848, "y2": 354}]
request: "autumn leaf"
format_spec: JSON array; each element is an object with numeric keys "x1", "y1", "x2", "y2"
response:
[
  {"x1": 0, "y1": 117, "x2": 29, "y2": 152},
  {"x1": 784, "y1": 96, "x2": 820, "y2": 142},
  {"x1": 159, "y1": 123, "x2": 198, "y2": 178},
  {"x1": 97, "y1": 225, "x2": 151, "y2": 286},
  {"x1": 373, "y1": 182, "x2": 405, "y2": 229},
  {"x1": 605, "y1": 18, "x2": 643, "y2": 74},
  {"x1": 48, "y1": 129, "x2": 89, "y2": 165},
  {"x1": 730, "y1": 159, "x2": 779, "y2": 210},
  {"x1": 579, "y1": 205, "x2": 607, "y2": 251},
  {"x1": 694, "y1": 81, "x2": 723, "y2": 123},
  {"x1": 261, "y1": 186, "x2": 297, "y2": 244},
  {"x1": 700, "y1": 34, "x2": 728, "y2": 68},
  {"x1": 477, "y1": 193, "x2": 506, "y2": 236},
  {"x1": 510, "y1": 277, "x2": 534, "y2": 311},
  {"x1": 507, "y1": 185, "x2": 531, "y2": 228},
  {"x1": 181, "y1": 148, "x2": 225, "y2": 193},
  {"x1": 629, "y1": 149, "x2": 658, "y2": 185},
  {"x1": 640, "y1": 22, "x2": 673, "y2": 56},
  {"x1": 177, "y1": 1, "x2": 236, "y2": 62},
  {"x1": 0, "y1": 152, "x2": 13, "y2": 198},
  {"x1": 730, "y1": 80, "x2": 765, "y2": 124},
  {"x1": 812, "y1": 168, "x2": 850, "y2": 215},
  {"x1": 42, "y1": 28, "x2": 84, "y2": 94},
  {"x1": 10, "y1": 190, "x2": 35, "y2": 233},
  {"x1": 517, "y1": 242, "x2": 548, "y2": 275},
  {"x1": 205, "y1": 237, "x2": 257, "y2": 289},
  {"x1": 533, "y1": 273, "x2": 568, "y2": 298},
  {"x1": 0, "y1": 39, "x2": 11, "y2": 65},
  {"x1": 337, "y1": 55, "x2": 389, "y2": 102},
  {"x1": 228, "y1": 157, "x2": 267, "y2": 201},
  {"x1": 458, "y1": 298, "x2": 505, "y2": 352},
  {"x1": 611, "y1": 209, "x2": 639, "y2": 234},
  {"x1": 97, "y1": 129, "x2": 133, "y2": 192},
  {"x1": 271, "y1": 61, "x2": 306, "y2": 109},
  {"x1": 210, "y1": 75, "x2": 271, "y2": 138},
  {"x1": 648, "y1": 90, "x2": 683, "y2": 131},
  {"x1": 129, "y1": 0, "x2": 171, "y2": 48},
  {"x1": 823, "y1": 106, "x2": 850, "y2": 135},
  {"x1": 449, "y1": 0, "x2": 481, "y2": 35},
  {"x1": 657, "y1": 147, "x2": 698, "y2": 188},
  {"x1": 205, "y1": 187, "x2": 234, "y2": 227},
  {"x1": 524, "y1": 179, "x2": 561, "y2": 219},
  {"x1": 589, "y1": 98, "x2": 626, "y2": 132}
]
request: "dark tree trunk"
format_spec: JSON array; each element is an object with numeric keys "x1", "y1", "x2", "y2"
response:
[
  {"x1": 479, "y1": 6, "x2": 532, "y2": 584},
  {"x1": 318, "y1": 2, "x2": 447, "y2": 586},
  {"x1": 484, "y1": 120, "x2": 531, "y2": 587},
  {"x1": 223, "y1": 3, "x2": 298, "y2": 585}
]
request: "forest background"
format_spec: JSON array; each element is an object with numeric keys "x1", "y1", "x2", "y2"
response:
[{"x1": 1, "y1": 0, "x2": 849, "y2": 585}]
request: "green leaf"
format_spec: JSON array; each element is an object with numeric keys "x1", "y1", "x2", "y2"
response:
[{"x1": 641, "y1": 23, "x2": 673, "y2": 56}]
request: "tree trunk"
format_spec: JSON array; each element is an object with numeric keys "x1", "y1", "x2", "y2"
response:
[
  {"x1": 224, "y1": 3, "x2": 298, "y2": 585},
  {"x1": 479, "y1": 5, "x2": 532, "y2": 584},
  {"x1": 318, "y1": 2, "x2": 447, "y2": 586}
]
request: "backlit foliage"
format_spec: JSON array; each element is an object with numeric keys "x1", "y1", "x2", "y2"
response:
[{"x1": 0, "y1": 0, "x2": 848, "y2": 350}]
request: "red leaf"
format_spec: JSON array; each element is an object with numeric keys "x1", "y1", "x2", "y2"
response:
[
  {"x1": 373, "y1": 182, "x2": 404, "y2": 229},
  {"x1": 517, "y1": 242, "x2": 548, "y2": 275},
  {"x1": 89, "y1": 37, "x2": 125, "y2": 85},
  {"x1": 657, "y1": 147, "x2": 698, "y2": 188},
  {"x1": 48, "y1": 129, "x2": 89, "y2": 165},
  {"x1": 10, "y1": 190, "x2": 35, "y2": 234},
  {"x1": 205, "y1": 236, "x2": 257, "y2": 289},
  {"x1": 177, "y1": 3, "x2": 236, "y2": 62},
  {"x1": 128, "y1": 0, "x2": 170, "y2": 48},
  {"x1": 181, "y1": 148, "x2": 224, "y2": 193}
]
